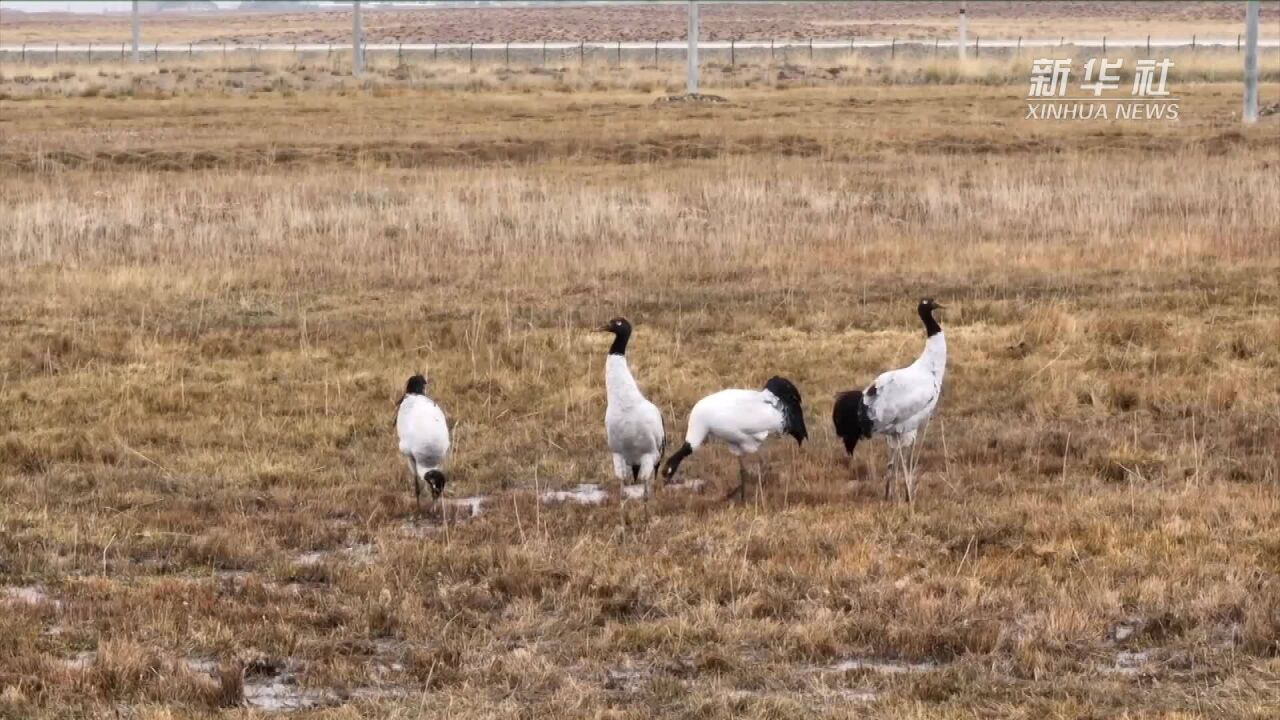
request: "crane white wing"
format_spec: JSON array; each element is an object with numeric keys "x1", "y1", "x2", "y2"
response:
[
  {"x1": 397, "y1": 396, "x2": 450, "y2": 467},
  {"x1": 865, "y1": 368, "x2": 938, "y2": 435},
  {"x1": 693, "y1": 389, "x2": 784, "y2": 446}
]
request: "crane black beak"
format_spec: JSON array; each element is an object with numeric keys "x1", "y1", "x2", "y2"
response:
[
  {"x1": 933, "y1": 303, "x2": 947, "y2": 311},
  {"x1": 596, "y1": 324, "x2": 614, "y2": 333}
]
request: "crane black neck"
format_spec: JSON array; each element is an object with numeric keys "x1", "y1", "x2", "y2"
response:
[
  {"x1": 608, "y1": 326, "x2": 632, "y2": 356},
  {"x1": 919, "y1": 307, "x2": 942, "y2": 337}
]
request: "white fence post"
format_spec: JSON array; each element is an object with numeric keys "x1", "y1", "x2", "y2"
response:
[
  {"x1": 131, "y1": 0, "x2": 141, "y2": 63},
  {"x1": 958, "y1": 1, "x2": 967, "y2": 60},
  {"x1": 687, "y1": 1, "x2": 699, "y2": 95},
  {"x1": 1244, "y1": 0, "x2": 1259, "y2": 123},
  {"x1": 352, "y1": 0, "x2": 364, "y2": 76}
]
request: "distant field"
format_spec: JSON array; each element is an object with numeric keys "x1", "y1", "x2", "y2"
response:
[
  {"x1": 2, "y1": 1, "x2": 1279, "y2": 44},
  {"x1": 1, "y1": 45, "x2": 1279, "y2": 720}
]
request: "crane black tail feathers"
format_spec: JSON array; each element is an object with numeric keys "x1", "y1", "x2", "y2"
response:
[
  {"x1": 764, "y1": 376, "x2": 807, "y2": 445},
  {"x1": 832, "y1": 390, "x2": 874, "y2": 455}
]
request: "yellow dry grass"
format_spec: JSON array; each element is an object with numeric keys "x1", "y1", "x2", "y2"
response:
[{"x1": 0, "y1": 57, "x2": 1278, "y2": 718}]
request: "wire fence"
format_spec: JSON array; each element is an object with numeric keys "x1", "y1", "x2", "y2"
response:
[{"x1": 2, "y1": 36, "x2": 1276, "y2": 67}]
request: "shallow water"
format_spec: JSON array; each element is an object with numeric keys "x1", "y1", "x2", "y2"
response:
[
  {"x1": 826, "y1": 657, "x2": 938, "y2": 674},
  {"x1": 541, "y1": 483, "x2": 610, "y2": 505},
  {"x1": 445, "y1": 495, "x2": 487, "y2": 518},
  {"x1": 294, "y1": 543, "x2": 377, "y2": 567}
]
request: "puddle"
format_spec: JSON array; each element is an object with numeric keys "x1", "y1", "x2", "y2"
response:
[
  {"x1": 1113, "y1": 623, "x2": 1138, "y2": 642},
  {"x1": 62, "y1": 651, "x2": 97, "y2": 670},
  {"x1": 541, "y1": 484, "x2": 610, "y2": 505},
  {"x1": 294, "y1": 544, "x2": 377, "y2": 567},
  {"x1": 1105, "y1": 650, "x2": 1152, "y2": 675},
  {"x1": 604, "y1": 664, "x2": 649, "y2": 692},
  {"x1": 186, "y1": 658, "x2": 219, "y2": 675},
  {"x1": 244, "y1": 679, "x2": 338, "y2": 712},
  {"x1": 444, "y1": 495, "x2": 486, "y2": 519},
  {"x1": 824, "y1": 657, "x2": 938, "y2": 674},
  {"x1": 4, "y1": 585, "x2": 62, "y2": 610}
]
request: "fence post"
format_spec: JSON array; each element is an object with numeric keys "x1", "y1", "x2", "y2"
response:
[
  {"x1": 1237, "y1": 33, "x2": 1241, "y2": 52},
  {"x1": 770, "y1": 38, "x2": 775, "y2": 61},
  {"x1": 505, "y1": 41, "x2": 510, "y2": 66},
  {"x1": 975, "y1": 36, "x2": 979, "y2": 58},
  {"x1": 1102, "y1": 36, "x2": 1106, "y2": 54},
  {"x1": 54, "y1": 43, "x2": 58, "y2": 63},
  {"x1": 730, "y1": 38, "x2": 735, "y2": 67},
  {"x1": 88, "y1": 42, "x2": 92, "y2": 62},
  {"x1": 1192, "y1": 34, "x2": 1196, "y2": 51},
  {"x1": 469, "y1": 43, "x2": 474, "y2": 71},
  {"x1": 190, "y1": 43, "x2": 194, "y2": 58},
  {"x1": 934, "y1": 37, "x2": 939, "y2": 56},
  {"x1": 1146, "y1": 35, "x2": 1151, "y2": 55},
  {"x1": 653, "y1": 40, "x2": 658, "y2": 66},
  {"x1": 120, "y1": 42, "x2": 124, "y2": 60},
  {"x1": 616, "y1": 40, "x2": 621, "y2": 66},
  {"x1": 1016, "y1": 36, "x2": 1020, "y2": 55},
  {"x1": 400, "y1": 42, "x2": 404, "y2": 63},
  {"x1": 543, "y1": 40, "x2": 548, "y2": 66},
  {"x1": 1059, "y1": 36, "x2": 1064, "y2": 48},
  {"x1": 154, "y1": 43, "x2": 159, "y2": 62},
  {"x1": 433, "y1": 43, "x2": 438, "y2": 63},
  {"x1": 808, "y1": 37, "x2": 813, "y2": 62},
  {"x1": 891, "y1": 37, "x2": 896, "y2": 59},
  {"x1": 580, "y1": 40, "x2": 585, "y2": 67}
]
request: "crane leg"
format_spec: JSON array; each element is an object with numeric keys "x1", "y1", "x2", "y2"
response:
[
  {"x1": 727, "y1": 456, "x2": 748, "y2": 502},
  {"x1": 406, "y1": 458, "x2": 422, "y2": 514},
  {"x1": 755, "y1": 458, "x2": 765, "y2": 508},
  {"x1": 904, "y1": 442, "x2": 917, "y2": 505},
  {"x1": 884, "y1": 446, "x2": 896, "y2": 501}
]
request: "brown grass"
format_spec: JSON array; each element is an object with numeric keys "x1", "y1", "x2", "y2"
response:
[{"x1": 0, "y1": 57, "x2": 1278, "y2": 718}]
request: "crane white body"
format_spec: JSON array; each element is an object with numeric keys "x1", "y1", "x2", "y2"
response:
[
  {"x1": 664, "y1": 377, "x2": 806, "y2": 501},
  {"x1": 396, "y1": 377, "x2": 450, "y2": 511},
  {"x1": 605, "y1": 354, "x2": 665, "y2": 496},
  {"x1": 833, "y1": 300, "x2": 947, "y2": 502}
]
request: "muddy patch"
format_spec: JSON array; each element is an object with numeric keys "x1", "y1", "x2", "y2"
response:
[{"x1": 241, "y1": 655, "x2": 410, "y2": 711}]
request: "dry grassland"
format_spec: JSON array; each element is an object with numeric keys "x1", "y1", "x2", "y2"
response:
[{"x1": 1, "y1": 52, "x2": 1279, "y2": 718}]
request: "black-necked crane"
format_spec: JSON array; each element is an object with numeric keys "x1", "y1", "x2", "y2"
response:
[
  {"x1": 662, "y1": 376, "x2": 807, "y2": 502},
  {"x1": 833, "y1": 299, "x2": 947, "y2": 502},
  {"x1": 598, "y1": 317, "x2": 665, "y2": 502},
  {"x1": 396, "y1": 374, "x2": 450, "y2": 515}
]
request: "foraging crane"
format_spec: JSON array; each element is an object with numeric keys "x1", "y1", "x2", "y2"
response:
[
  {"x1": 599, "y1": 317, "x2": 665, "y2": 501},
  {"x1": 396, "y1": 374, "x2": 450, "y2": 515},
  {"x1": 662, "y1": 376, "x2": 807, "y2": 501},
  {"x1": 832, "y1": 299, "x2": 947, "y2": 502}
]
